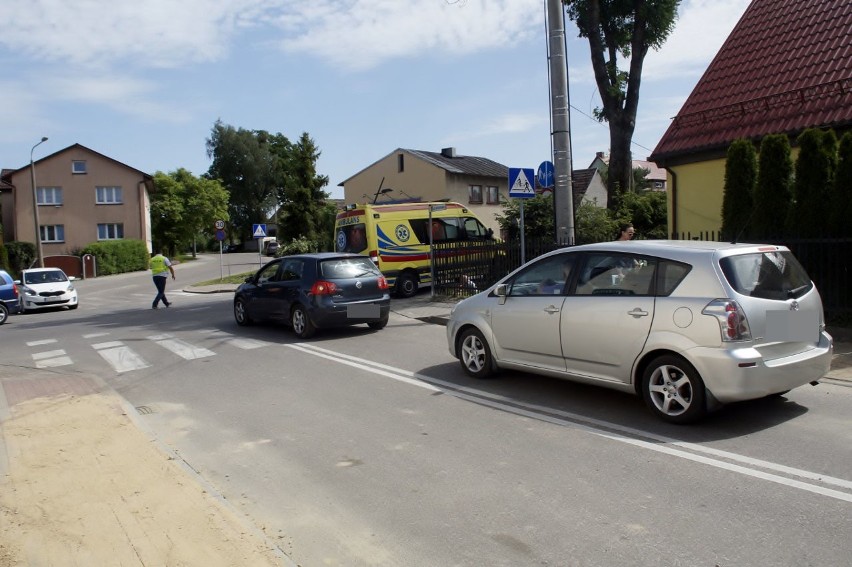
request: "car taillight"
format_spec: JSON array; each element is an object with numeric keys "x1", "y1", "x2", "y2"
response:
[
  {"x1": 702, "y1": 299, "x2": 752, "y2": 342},
  {"x1": 310, "y1": 280, "x2": 338, "y2": 295},
  {"x1": 377, "y1": 276, "x2": 389, "y2": 290},
  {"x1": 369, "y1": 250, "x2": 378, "y2": 265},
  {"x1": 12, "y1": 283, "x2": 18, "y2": 298}
]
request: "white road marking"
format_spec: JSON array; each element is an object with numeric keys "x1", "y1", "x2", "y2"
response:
[
  {"x1": 228, "y1": 338, "x2": 270, "y2": 350},
  {"x1": 83, "y1": 332, "x2": 110, "y2": 339},
  {"x1": 32, "y1": 350, "x2": 66, "y2": 360},
  {"x1": 92, "y1": 341, "x2": 151, "y2": 373},
  {"x1": 147, "y1": 334, "x2": 215, "y2": 360},
  {"x1": 31, "y1": 349, "x2": 72, "y2": 368},
  {"x1": 27, "y1": 339, "x2": 57, "y2": 346},
  {"x1": 292, "y1": 343, "x2": 852, "y2": 503}
]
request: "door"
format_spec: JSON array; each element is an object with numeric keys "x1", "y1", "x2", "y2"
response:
[{"x1": 560, "y1": 253, "x2": 656, "y2": 383}]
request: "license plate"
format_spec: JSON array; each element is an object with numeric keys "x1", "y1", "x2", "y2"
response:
[
  {"x1": 765, "y1": 310, "x2": 818, "y2": 342},
  {"x1": 347, "y1": 304, "x2": 380, "y2": 318}
]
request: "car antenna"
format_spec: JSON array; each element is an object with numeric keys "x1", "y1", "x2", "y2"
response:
[{"x1": 372, "y1": 177, "x2": 385, "y2": 204}]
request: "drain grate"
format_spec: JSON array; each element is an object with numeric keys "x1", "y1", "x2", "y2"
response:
[{"x1": 135, "y1": 405, "x2": 155, "y2": 415}]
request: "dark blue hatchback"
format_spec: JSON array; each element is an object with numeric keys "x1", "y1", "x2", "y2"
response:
[
  {"x1": 0, "y1": 269, "x2": 23, "y2": 325},
  {"x1": 233, "y1": 253, "x2": 391, "y2": 338}
]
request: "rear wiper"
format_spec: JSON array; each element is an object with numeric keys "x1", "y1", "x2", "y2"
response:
[{"x1": 787, "y1": 284, "x2": 809, "y2": 298}]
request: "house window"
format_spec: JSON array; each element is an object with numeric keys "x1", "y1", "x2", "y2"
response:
[
  {"x1": 40, "y1": 225, "x2": 65, "y2": 242},
  {"x1": 97, "y1": 223, "x2": 124, "y2": 240},
  {"x1": 96, "y1": 186, "x2": 123, "y2": 204},
  {"x1": 486, "y1": 186, "x2": 499, "y2": 204},
  {"x1": 37, "y1": 187, "x2": 63, "y2": 205},
  {"x1": 654, "y1": 181, "x2": 664, "y2": 190},
  {"x1": 398, "y1": 154, "x2": 404, "y2": 172},
  {"x1": 72, "y1": 160, "x2": 87, "y2": 174},
  {"x1": 468, "y1": 185, "x2": 482, "y2": 204}
]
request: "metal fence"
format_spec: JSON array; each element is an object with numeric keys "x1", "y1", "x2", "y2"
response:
[{"x1": 432, "y1": 234, "x2": 852, "y2": 320}]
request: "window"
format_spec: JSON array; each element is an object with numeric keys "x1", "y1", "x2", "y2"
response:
[
  {"x1": 398, "y1": 154, "x2": 405, "y2": 173},
  {"x1": 40, "y1": 225, "x2": 65, "y2": 242},
  {"x1": 72, "y1": 160, "x2": 87, "y2": 174},
  {"x1": 37, "y1": 187, "x2": 63, "y2": 205},
  {"x1": 97, "y1": 223, "x2": 124, "y2": 240},
  {"x1": 486, "y1": 186, "x2": 499, "y2": 204},
  {"x1": 576, "y1": 253, "x2": 655, "y2": 296},
  {"x1": 468, "y1": 185, "x2": 482, "y2": 204},
  {"x1": 96, "y1": 186, "x2": 123, "y2": 204},
  {"x1": 506, "y1": 254, "x2": 576, "y2": 297}
]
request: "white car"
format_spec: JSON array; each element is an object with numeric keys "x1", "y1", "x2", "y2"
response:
[
  {"x1": 447, "y1": 240, "x2": 833, "y2": 423},
  {"x1": 17, "y1": 268, "x2": 79, "y2": 312}
]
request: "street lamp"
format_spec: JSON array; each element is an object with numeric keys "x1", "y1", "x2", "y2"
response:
[{"x1": 30, "y1": 136, "x2": 48, "y2": 268}]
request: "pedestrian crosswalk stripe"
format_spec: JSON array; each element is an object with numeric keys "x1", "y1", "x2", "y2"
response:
[
  {"x1": 92, "y1": 341, "x2": 151, "y2": 373},
  {"x1": 83, "y1": 332, "x2": 110, "y2": 339},
  {"x1": 227, "y1": 338, "x2": 269, "y2": 350},
  {"x1": 32, "y1": 350, "x2": 66, "y2": 360},
  {"x1": 27, "y1": 339, "x2": 57, "y2": 346},
  {"x1": 147, "y1": 334, "x2": 216, "y2": 360},
  {"x1": 32, "y1": 349, "x2": 72, "y2": 369}
]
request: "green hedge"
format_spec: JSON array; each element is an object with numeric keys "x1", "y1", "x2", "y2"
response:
[
  {"x1": 1, "y1": 241, "x2": 36, "y2": 277},
  {"x1": 81, "y1": 239, "x2": 150, "y2": 275}
]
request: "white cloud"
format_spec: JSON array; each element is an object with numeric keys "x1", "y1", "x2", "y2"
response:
[
  {"x1": 643, "y1": 0, "x2": 751, "y2": 80},
  {"x1": 446, "y1": 111, "x2": 545, "y2": 144}
]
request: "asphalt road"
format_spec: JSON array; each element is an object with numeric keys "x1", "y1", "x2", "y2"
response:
[{"x1": 2, "y1": 253, "x2": 850, "y2": 566}]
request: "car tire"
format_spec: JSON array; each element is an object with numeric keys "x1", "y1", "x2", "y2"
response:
[
  {"x1": 0, "y1": 303, "x2": 8, "y2": 325},
  {"x1": 367, "y1": 315, "x2": 389, "y2": 330},
  {"x1": 641, "y1": 354, "x2": 707, "y2": 424},
  {"x1": 458, "y1": 327, "x2": 494, "y2": 379},
  {"x1": 291, "y1": 304, "x2": 316, "y2": 339},
  {"x1": 234, "y1": 297, "x2": 252, "y2": 326},
  {"x1": 395, "y1": 272, "x2": 418, "y2": 298}
]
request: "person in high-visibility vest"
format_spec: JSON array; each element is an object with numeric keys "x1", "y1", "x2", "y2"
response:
[{"x1": 150, "y1": 250, "x2": 176, "y2": 309}]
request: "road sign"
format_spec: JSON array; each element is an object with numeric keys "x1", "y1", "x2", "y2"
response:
[
  {"x1": 508, "y1": 168, "x2": 536, "y2": 199},
  {"x1": 537, "y1": 161, "x2": 554, "y2": 188},
  {"x1": 252, "y1": 224, "x2": 267, "y2": 238},
  {"x1": 214, "y1": 220, "x2": 225, "y2": 230},
  {"x1": 215, "y1": 229, "x2": 226, "y2": 241}
]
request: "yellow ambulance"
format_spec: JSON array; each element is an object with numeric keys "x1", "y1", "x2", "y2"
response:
[{"x1": 334, "y1": 202, "x2": 494, "y2": 297}]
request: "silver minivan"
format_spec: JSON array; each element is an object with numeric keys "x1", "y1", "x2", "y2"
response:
[{"x1": 446, "y1": 240, "x2": 833, "y2": 423}]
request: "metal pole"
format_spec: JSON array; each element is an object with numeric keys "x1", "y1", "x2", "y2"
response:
[
  {"x1": 546, "y1": 0, "x2": 575, "y2": 244},
  {"x1": 30, "y1": 137, "x2": 48, "y2": 268},
  {"x1": 429, "y1": 205, "x2": 435, "y2": 300},
  {"x1": 519, "y1": 201, "x2": 526, "y2": 265}
]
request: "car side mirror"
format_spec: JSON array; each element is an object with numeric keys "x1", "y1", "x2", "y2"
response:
[
  {"x1": 496, "y1": 283, "x2": 508, "y2": 305},
  {"x1": 244, "y1": 276, "x2": 253, "y2": 284}
]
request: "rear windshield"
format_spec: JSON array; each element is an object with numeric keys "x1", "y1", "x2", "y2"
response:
[
  {"x1": 320, "y1": 257, "x2": 381, "y2": 279},
  {"x1": 719, "y1": 251, "x2": 812, "y2": 300},
  {"x1": 336, "y1": 224, "x2": 367, "y2": 253}
]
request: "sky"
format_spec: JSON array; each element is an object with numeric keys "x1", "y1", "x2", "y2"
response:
[{"x1": 1, "y1": 0, "x2": 751, "y2": 200}]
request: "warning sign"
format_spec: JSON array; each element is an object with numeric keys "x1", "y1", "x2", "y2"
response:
[{"x1": 508, "y1": 168, "x2": 535, "y2": 199}]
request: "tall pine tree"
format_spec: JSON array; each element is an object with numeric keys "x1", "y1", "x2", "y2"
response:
[{"x1": 721, "y1": 139, "x2": 757, "y2": 241}]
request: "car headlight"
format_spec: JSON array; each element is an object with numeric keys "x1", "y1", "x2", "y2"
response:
[
  {"x1": 68, "y1": 284, "x2": 75, "y2": 292},
  {"x1": 21, "y1": 285, "x2": 37, "y2": 296}
]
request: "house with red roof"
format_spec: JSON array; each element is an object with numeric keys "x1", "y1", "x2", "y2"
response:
[{"x1": 649, "y1": 0, "x2": 852, "y2": 237}]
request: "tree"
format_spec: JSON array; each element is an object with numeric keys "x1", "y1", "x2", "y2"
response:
[
  {"x1": 791, "y1": 128, "x2": 836, "y2": 237},
  {"x1": 206, "y1": 121, "x2": 287, "y2": 242},
  {"x1": 151, "y1": 169, "x2": 229, "y2": 255},
  {"x1": 564, "y1": 0, "x2": 680, "y2": 211},
  {"x1": 720, "y1": 139, "x2": 757, "y2": 241},
  {"x1": 575, "y1": 201, "x2": 615, "y2": 243},
  {"x1": 830, "y1": 131, "x2": 852, "y2": 237},
  {"x1": 752, "y1": 134, "x2": 793, "y2": 239},
  {"x1": 495, "y1": 194, "x2": 556, "y2": 240},
  {"x1": 278, "y1": 133, "x2": 331, "y2": 244},
  {"x1": 617, "y1": 189, "x2": 667, "y2": 239}
]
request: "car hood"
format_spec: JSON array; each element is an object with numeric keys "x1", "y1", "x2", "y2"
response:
[{"x1": 25, "y1": 282, "x2": 72, "y2": 292}]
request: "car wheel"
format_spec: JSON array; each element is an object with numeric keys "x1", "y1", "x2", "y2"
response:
[
  {"x1": 0, "y1": 304, "x2": 8, "y2": 325},
  {"x1": 395, "y1": 272, "x2": 418, "y2": 298},
  {"x1": 291, "y1": 304, "x2": 316, "y2": 339},
  {"x1": 234, "y1": 297, "x2": 252, "y2": 326},
  {"x1": 367, "y1": 315, "x2": 389, "y2": 330},
  {"x1": 458, "y1": 327, "x2": 494, "y2": 379},
  {"x1": 641, "y1": 354, "x2": 707, "y2": 424}
]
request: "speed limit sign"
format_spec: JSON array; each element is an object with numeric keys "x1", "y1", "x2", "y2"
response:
[{"x1": 214, "y1": 220, "x2": 225, "y2": 230}]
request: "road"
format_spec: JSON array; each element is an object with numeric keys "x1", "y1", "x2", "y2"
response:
[{"x1": 2, "y1": 253, "x2": 851, "y2": 566}]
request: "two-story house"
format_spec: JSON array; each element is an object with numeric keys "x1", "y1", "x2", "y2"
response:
[{"x1": 1, "y1": 144, "x2": 155, "y2": 262}]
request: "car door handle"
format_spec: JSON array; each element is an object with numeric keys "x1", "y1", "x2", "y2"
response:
[
  {"x1": 628, "y1": 308, "x2": 649, "y2": 318},
  {"x1": 544, "y1": 306, "x2": 560, "y2": 314}
]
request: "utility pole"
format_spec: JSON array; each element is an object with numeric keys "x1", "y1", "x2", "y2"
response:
[{"x1": 546, "y1": 0, "x2": 575, "y2": 244}]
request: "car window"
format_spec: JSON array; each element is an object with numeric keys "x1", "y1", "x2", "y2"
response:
[
  {"x1": 255, "y1": 261, "x2": 281, "y2": 284},
  {"x1": 321, "y1": 258, "x2": 380, "y2": 279},
  {"x1": 657, "y1": 260, "x2": 691, "y2": 296},
  {"x1": 336, "y1": 224, "x2": 367, "y2": 253},
  {"x1": 506, "y1": 254, "x2": 575, "y2": 297},
  {"x1": 576, "y1": 253, "x2": 650, "y2": 296},
  {"x1": 719, "y1": 251, "x2": 812, "y2": 300},
  {"x1": 280, "y1": 259, "x2": 304, "y2": 281}
]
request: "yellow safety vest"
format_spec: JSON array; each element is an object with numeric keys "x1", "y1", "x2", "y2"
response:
[{"x1": 150, "y1": 255, "x2": 168, "y2": 276}]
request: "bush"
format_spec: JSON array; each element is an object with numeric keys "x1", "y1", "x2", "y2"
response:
[
  {"x1": 80, "y1": 239, "x2": 150, "y2": 275},
  {"x1": 3, "y1": 241, "x2": 36, "y2": 275},
  {"x1": 279, "y1": 235, "x2": 321, "y2": 256}
]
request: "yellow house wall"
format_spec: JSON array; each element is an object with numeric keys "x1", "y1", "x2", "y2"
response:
[{"x1": 667, "y1": 147, "x2": 802, "y2": 237}]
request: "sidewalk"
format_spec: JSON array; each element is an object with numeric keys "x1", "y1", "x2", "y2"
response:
[{"x1": 184, "y1": 282, "x2": 852, "y2": 382}]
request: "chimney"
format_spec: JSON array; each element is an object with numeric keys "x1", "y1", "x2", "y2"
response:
[{"x1": 441, "y1": 147, "x2": 457, "y2": 158}]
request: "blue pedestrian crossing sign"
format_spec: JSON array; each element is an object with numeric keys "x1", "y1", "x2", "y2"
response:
[
  {"x1": 508, "y1": 168, "x2": 536, "y2": 199},
  {"x1": 252, "y1": 224, "x2": 267, "y2": 238}
]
